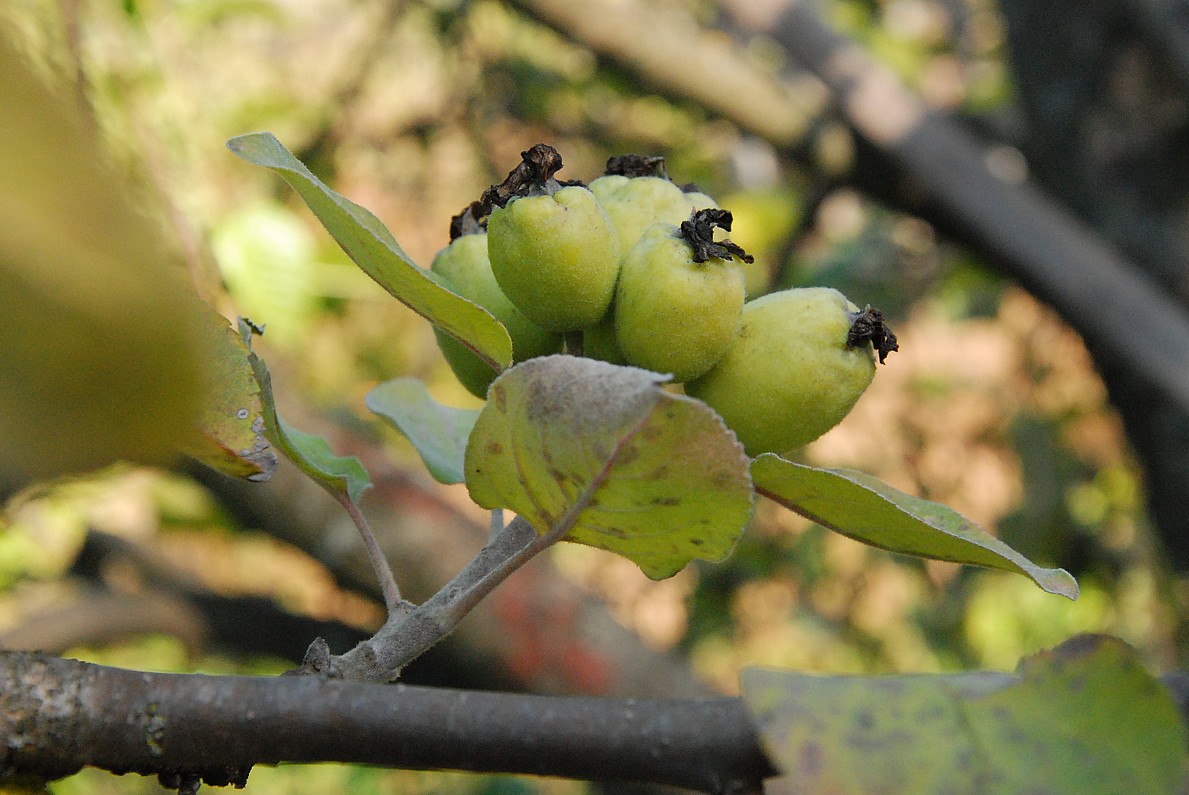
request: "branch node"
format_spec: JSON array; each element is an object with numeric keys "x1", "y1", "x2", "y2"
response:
[{"x1": 287, "y1": 637, "x2": 333, "y2": 678}]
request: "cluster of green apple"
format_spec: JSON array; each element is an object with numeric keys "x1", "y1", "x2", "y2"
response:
[{"x1": 431, "y1": 144, "x2": 897, "y2": 457}]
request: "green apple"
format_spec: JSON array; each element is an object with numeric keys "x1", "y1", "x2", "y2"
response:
[
  {"x1": 485, "y1": 145, "x2": 621, "y2": 333},
  {"x1": 683, "y1": 187, "x2": 719, "y2": 213},
  {"x1": 431, "y1": 232, "x2": 561, "y2": 397},
  {"x1": 589, "y1": 174, "x2": 695, "y2": 258},
  {"x1": 589, "y1": 154, "x2": 721, "y2": 259},
  {"x1": 613, "y1": 210, "x2": 751, "y2": 382},
  {"x1": 686, "y1": 287, "x2": 896, "y2": 456},
  {"x1": 487, "y1": 186, "x2": 621, "y2": 333}
]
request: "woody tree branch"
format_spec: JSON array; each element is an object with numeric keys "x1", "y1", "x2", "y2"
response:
[{"x1": 0, "y1": 651, "x2": 773, "y2": 792}]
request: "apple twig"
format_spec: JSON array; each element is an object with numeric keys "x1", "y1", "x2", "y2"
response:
[{"x1": 322, "y1": 515, "x2": 562, "y2": 682}]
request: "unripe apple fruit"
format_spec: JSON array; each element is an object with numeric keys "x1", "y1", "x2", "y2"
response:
[
  {"x1": 488, "y1": 186, "x2": 620, "y2": 332},
  {"x1": 613, "y1": 209, "x2": 751, "y2": 382},
  {"x1": 486, "y1": 146, "x2": 621, "y2": 332},
  {"x1": 684, "y1": 189, "x2": 719, "y2": 212},
  {"x1": 589, "y1": 155, "x2": 720, "y2": 259},
  {"x1": 589, "y1": 174, "x2": 694, "y2": 258},
  {"x1": 431, "y1": 232, "x2": 561, "y2": 397},
  {"x1": 685, "y1": 287, "x2": 896, "y2": 456}
]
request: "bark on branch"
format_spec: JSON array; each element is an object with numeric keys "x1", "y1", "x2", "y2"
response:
[{"x1": 0, "y1": 651, "x2": 773, "y2": 792}]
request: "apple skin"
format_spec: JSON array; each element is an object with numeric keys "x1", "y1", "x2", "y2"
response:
[
  {"x1": 431, "y1": 233, "x2": 561, "y2": 397},
  {"x1": 684, "y1": 189, "x2": 719, "y2": 212},
  {"x1": 685, "y1": 287, "x2": 875, "y2": 456},
  {"x1": 589, "y1": 175, "x2": 696, "y2": 257},
  {"x1": 590, "y1": 175, "x2": 722, "y2": 260},
  {"x1": 487, "y1": 185, "x2": 621, "y2": 333},
  {"x1": 613, "y1": 223, "x2": 746, "y2": 382}
]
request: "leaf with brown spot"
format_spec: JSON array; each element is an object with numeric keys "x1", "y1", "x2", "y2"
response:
[
  {"x1": 743, "y1": 634, "x2": 1186, "y2": 794},
  {"x1": 464, "y1": 355, "x2": 753, "y2": 579}
]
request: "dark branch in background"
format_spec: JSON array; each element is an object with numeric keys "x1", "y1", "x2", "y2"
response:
[
  {"x1": 994, "y1": 0, "x2": 1189, "y2": 566},
  {"x1": 51, "y1": 529, "x2": 370, "y2": 663},
  {"x1": 0, "y1": 652, "x2": 773, "y2": 793},
  {"x1": 1129, "y1": 0, "x2": 1189, "y2": 96},
  {"x1": 0, "y1": 528, "x2": 370, "y2": 663},
  {"x1": 0, "y1": 589, "x2": 210, "y2": 657},
  {"x1": 513, "y1": 0, "x2": 1189, "y2": 405},
  {"x1": 721, "y1": 0, "x2": 1189, "y2": 413},
  {"x1": 504, "y1": 0, "x2": 829, "y2": 148}
]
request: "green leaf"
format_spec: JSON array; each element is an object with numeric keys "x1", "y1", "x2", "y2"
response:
[
  {"x1": 239, "y1": 319, "x2": 370, "y2": 503},
  {"x1": 743, "y1": 668, "x2": 983, "y2": 793},
  {"x1": 0, "y1": 33, "x2": 211, "y2": 490},
  {"x1": 225, "y1": 132, "x2": 512, "y2": 371},
  {"x1": 464, "y1": 355, "x2": 753, "y2": 579},
  {"x1": 365, "y1": 377, "x2": 479, "y2": 485},
  {"x1": 966, "y1": 635, "x2": 1187, "y2": 793},
  {"x1": 751, "y1": 454, "x2": 1078, "y2": 599},
  {"x1": 184, "y1": 308, "x2": 277, "y2": 481},
  {"x1": 742, "y1": 634, "x2": 1187, "y2": 795}
]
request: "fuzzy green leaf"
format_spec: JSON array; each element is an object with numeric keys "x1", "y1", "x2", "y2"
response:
[
  {"x1": 464, "y1": 355, "x2": 753, "y2": 579},
  {"x1": 743, "y1": 634, "x2": 1186, "y2": 795},
  {"x1": 239, "y1": 319, "x2": 370, "y2": 503},
  {"x1": 365, "y1": 377, "x2": 479, "y2": 485},
  {"x1": 226, "y1": 132, "x2": 511, "y2": 371},
  {"x1": 751, "y1": 454, "x2": 1077, "y2": 598}
]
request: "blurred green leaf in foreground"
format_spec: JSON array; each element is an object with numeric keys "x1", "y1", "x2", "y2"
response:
[{"x1": 0, "y1": 23, "x2": 213, "y2": 493}]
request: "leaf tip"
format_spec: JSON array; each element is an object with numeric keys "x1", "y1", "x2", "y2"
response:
[
  {"x1": 225, "y1": 133, "x2": 254, "y2": 156},
  {"x1": 225, "y1": 131, "x2": 280, "y2": 162},
  {"x1": 1040, "y1": 568, "x2": 1080, "y2": 601}
]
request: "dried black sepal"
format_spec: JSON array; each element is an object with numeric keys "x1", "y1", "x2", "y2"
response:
[
  {"x1": 484, "y1": 143, "x2": 573, "y2": 210},
  {"x1": 604, "y1": 154, "x2": 668, "y2": 179},
  {"x1": 449, "y1": 144, "x2": 581, "y2": 241},
  {"x1": 448, "y1": 198, "x2": 488, "y2": 241},
  {"x1": 679, "y1": 208, "x2": 755, "y2": 264},
  {"x1": 503, "y1": 143, "x2": 564, "y2": 196},
  {"x1": 847, "y1": 306, "x2": 899, "y2": 364}
]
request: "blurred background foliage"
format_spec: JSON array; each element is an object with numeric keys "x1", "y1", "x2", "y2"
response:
[{"x1": 0, "y1": 0, "x2": 1182, "y2": 792}]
